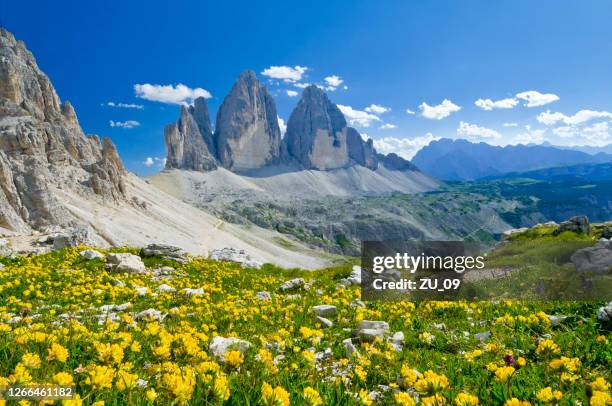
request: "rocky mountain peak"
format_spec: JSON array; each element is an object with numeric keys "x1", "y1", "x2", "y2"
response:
[
  {"x1": 164, "y1": 97, "x2": 217, "y2": 171},
  {"x1": 214, "y1": 70, "x2": 281, "y2": 171},
  {"x1": 281, "y1": 85, "x2": 351, "y2": 170},
  {"x1": 0, "y1": 28, "x2": 127, "y2": 232}
]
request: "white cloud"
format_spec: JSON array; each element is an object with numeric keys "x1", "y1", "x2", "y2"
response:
[
  {"x1": 419, "y1": 99, "x2": 461, "y2": 120},
  {"x1": 337, "y1": 104, "x2": 382, "y2": 128},
  {"x1": 104, "y1": 102, "x2": 144, "y2": 109},
  {"x1": 372, "y1": 133, "x2": 441, "y2": 160},
  {"x1": 515, "y1": 90, "x2": 559, "y2": 107},
  {"x1": 364, "y1": 104, "x2": 390, "y2": 115},
  {"x1": 293, "y1": 82, "x2": 311, "y2": 89},
  {"x1": 405, "y1": 108, "x2": 415, "y2": 115},
  {"x1": 509, "y1": 127, "x2": 546, "y2": 145},
  {"x1": 474, "y1": 97, "x2": 518, "y2": 111},
  {"x1": 537, "y1": 109, "x2": 612, "y2": 126},
  {"x1": 457, "y1": 121, "x2": 502, "y2": 140},
  {"x1": 143, "y1": 157, "x2": 167, "y2": 168},
  {"x1": 277, "y1": 116, "x2": 287, "y2": 136},
  {"x1": 552, "y1": 121, "x2": 612, "y2": 146},
  {"x1": 286, "y1": 90, "x2": 298, "y2": 97},
  {"x1": 134, "y1": 83, "x2": 211, "y2": 105},
  {"x1": 109, "y1": 120, "x2": 140, "y2": 129},
  {"x1": 261, "y1": 65, "x2": 307, "y2": 82},
  {"x1": 324, "y1": 75, "x2": 343, "y2": 91},
  {"x1": 503, "y1": 122, "x2": 518, "y2": 127},
  {"x1": 379, "y1": 123, "x2": 397, "y2": 130}
]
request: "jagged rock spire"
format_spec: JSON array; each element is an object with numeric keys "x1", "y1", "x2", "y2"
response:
[
  {"x1": 165, "y1": 97, "x2": 217, "y2": 171},
  {"x1": 214, "y1": 70, "x2": 281, "y2": 171}
]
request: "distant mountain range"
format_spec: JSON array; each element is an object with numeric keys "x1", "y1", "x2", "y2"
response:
[
  {"x1": 412, "y1": 138, "x2": 612, "y2": 181},
  {"x1": 489, "y1": 162, "x2": 612, "y2": 182},
  {"x1": 541, "y1": 142, "x2": 612, "y2": 156}
]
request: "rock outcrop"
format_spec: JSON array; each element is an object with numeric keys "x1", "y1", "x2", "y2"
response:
[
  {"x1": 282, "y1": 85, "x2": 350, "y2": 170},
  {"x1": 214, "y1": 70, "x2": 281, "y2": 171},
  {"x1": 347, "y1": 127, "x2": 378, "y2": 170},
  {"x1": 0, "y1": 28, "x2": 126, "y2": 232},
  {"x1": 164, "y1": 97, "x2": 217, "y2": 171},
  {"x1": 570, "y1": 239, "x2": 612, "y2": 274},
  {"x1": 556, "y1": 216, "x2": 590, "y2": 235}
]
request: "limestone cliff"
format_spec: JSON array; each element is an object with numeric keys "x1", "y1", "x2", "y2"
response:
[
  {"x1": 0, "y1": 28, "x2": 126, "y2": 232},
  {"x1": 214, "y1": 70, "x2": 281, "y2": 171},
  {"x1": 165, "y1": 97, "x2": 217, "y2": 171}
]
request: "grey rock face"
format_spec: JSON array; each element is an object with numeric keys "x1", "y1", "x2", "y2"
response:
[
  {"x1": 106, "y1": 253, "x2": 146, "y2": 273},
  {"x1": 347, "y1": 128, "x2": 378, "y2": 170},
  {"x1": 282, "y1": 85, "x2": 350, "y2": 170},
  {"x1": 209, "y1": 247, "x2": 262, "y2": 269},
  {"x1": 141, "y1": 243, "x2": 188, "y2": 263},
  {"x1": 280, "y1": 278, "x2": 305, "y2": 291},
  {"x1": 53, "y1": 226, "x2": 95, "y2": 250},
  {"x1": 597, "y1": 301, "x2": 612, "y2": 322},
  {"x1": 571, "y1": 239, "x2": 612, "y2": 274},
  {"x1": 316, "y1": 316, "x2": 333, "y2": 328},
  {"x1": 80, "y1": 249, "x2": 104, "y2": 260},
  {"x1": 215, "y1": 70, "x2": 281, "y2": 171},
  {"x1": 165, "y1": 98, "x2": 217, "y2": 171},
  {"x1": 0, "y1": 28, "x2": 126, "y2": 232},
  {"x1": 556, "y1": 216, "x2": 590, "y2": 235},
  {"x1": 312, "y1": 305, "x2": 337, "y2": 317}
]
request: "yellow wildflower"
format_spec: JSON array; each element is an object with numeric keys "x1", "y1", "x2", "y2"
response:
[
  {"x1": 536, "y1": 387, "x2": 562, "y2": 403},
  {"x1": 224, "y1": 350, "x2": 244, "y2": 367},
  {"x1": 47, "y1": 343, "x2": 69, "y2": 363},
  {"x1": 421, "y1": 394, "x2": 446, "y2": 406},
  {"x1": 400, "y1": 364, "x2": 419, "y2": 387},
  {"x1": 455, "y1": 393, "x2": 479, "y2": 405},
  {"x1": 86, "y1": 365, "x2": 114, "y2": 390},
  {"x1": 213, "y1": 374, "x2": 231, "y2": 401},
  {"x1": 95, "y1": 342, "x2": 124, "y2": 364},
  {"x1": 591, "y1": 377, "x2": 610, "y2": 392},
  {"x1": 494, "y1": 366, "x2": 515, "y2": 383},
  {"x1": 394, "y1": 392, "x2": 416, "y2": 405},
  {"x1": 146, "y1": 389, "x2": 157, "y2": 401},
  {"x1": 163, "y1": 368, "x2": 196, "y2": 403},
  {"x1": 262, "y1": 382, "x2": 291, "y2": 406},
  {"x1": 303, "y1": 386, "x2": 323, "y2": 406},
  {"x1": 590, "y1": 391, "x2": 611, "y2": 406},
  {"x1": 359, "y1": 388, "x2": 373, "y2": 406},
  {"x1": 414, "y1": 370, "x2": 449, "y2": 394},
  {"x1": 62, "y1": 394, "x2": 83, "y2": 406},
  {"x1": 419, "y1": 332, "x2": 435, "y2": 345},
  {"x1": 53, "y1": 372, "x2": 74, "y2": 386},
  {"x1": 464, "y1": 349, "x2": 483, "y2": 362},
  {"x1": 115, "y1": 370, "x2": 138, "y2": 390},
  {"x1": 21, "y1": 353, "x2": 41, "y2": 369},
  {"x1": 504, "y1": 399, "x2": 530, "y2": 406},
  {"x1": 536, "y1": 339, "x2": 560, "y2": 355}
]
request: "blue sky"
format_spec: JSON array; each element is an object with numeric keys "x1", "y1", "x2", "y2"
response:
[{"x1": 3, "y1": 0, "x2": 612, "y2": 174}]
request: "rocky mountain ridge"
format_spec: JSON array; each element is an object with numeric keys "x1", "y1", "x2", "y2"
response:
[
  {"x1": 0, "y1": 27, "x2": 126, "y2": 232},
  {"x1": 164, "y1": 71, "x2": 415, "y2": 174}
]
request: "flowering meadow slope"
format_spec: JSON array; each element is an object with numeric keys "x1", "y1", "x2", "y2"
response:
[{"x1": 0, "y1": 247, "x2": 610, "y2": 405}]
